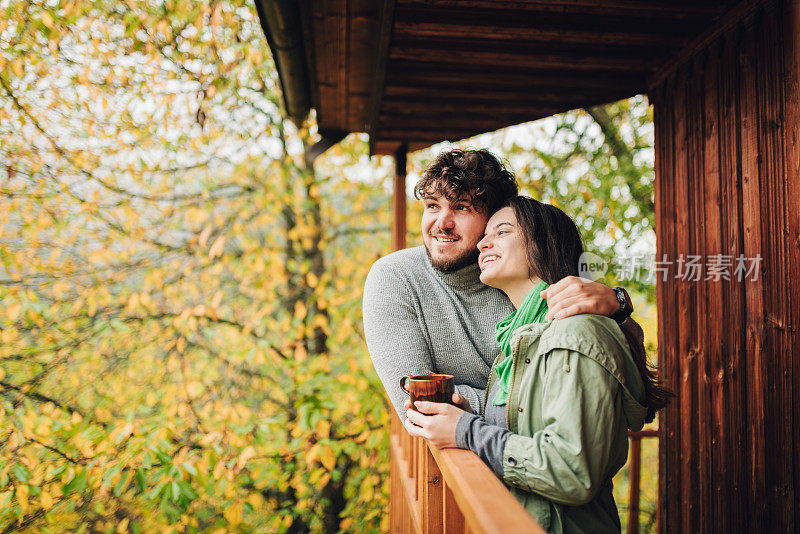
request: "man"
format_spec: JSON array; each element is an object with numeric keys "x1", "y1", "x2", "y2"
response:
[{"x1": 363, "y1": 149, "x2": 635, "y2": 417}]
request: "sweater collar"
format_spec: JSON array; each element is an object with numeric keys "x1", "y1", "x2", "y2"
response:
[{"x1": 424, "y1": 252, "x2": 484, "y2": 290}]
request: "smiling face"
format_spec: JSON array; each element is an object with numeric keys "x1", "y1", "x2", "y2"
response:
[
  {"x1": 421, "y1": 191, "x2": 489, "y2": 272},
  {"x1": 477, "y1": 207, "x2": 537, "y2": 295}
]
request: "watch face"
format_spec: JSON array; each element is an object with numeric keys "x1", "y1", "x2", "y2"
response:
[
  {"x1": 622, "y1": 289, "x2": 633, "y2": 311},
  {"x1": 614, "y1": 287, "x2": 632, "y2": 317}
]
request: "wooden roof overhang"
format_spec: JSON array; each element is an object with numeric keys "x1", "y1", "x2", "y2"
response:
[{"x1": 255, "y1": 0, "x2": 742, "y2": 156}]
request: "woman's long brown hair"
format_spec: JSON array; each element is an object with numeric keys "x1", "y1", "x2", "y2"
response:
[{"x1": 502, "y1": 196, "x2": 673, "y2": 423}]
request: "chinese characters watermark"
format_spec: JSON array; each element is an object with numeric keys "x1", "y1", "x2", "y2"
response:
[{"x1": 579, "y1": 253, "x2": 763, "y2": 283}]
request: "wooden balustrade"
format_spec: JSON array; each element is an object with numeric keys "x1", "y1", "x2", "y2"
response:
[
  {"x1": 626, "y1": 428, "x2": 659, "y2": 534},
  {"x1": 389, "y1": 411, "x2": 545, "y2": 534},
  {"x1": 389, "y1": 410, "x2": 661, "y2": 534}
]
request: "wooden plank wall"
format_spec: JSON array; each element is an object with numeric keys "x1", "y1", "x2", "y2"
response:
[
  {"x1": 651, "y1": 0, "x2": 799, "y2": 531},
  {"x1": 308, "y1": 0, "x2": 378, "y2": 132}
]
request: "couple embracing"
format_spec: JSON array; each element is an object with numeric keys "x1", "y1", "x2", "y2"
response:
[{"x1": 363, "y1": 149, "x2": 671, "y2": 533}]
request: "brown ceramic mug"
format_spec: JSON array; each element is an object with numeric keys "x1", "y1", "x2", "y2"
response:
[{"x1": 399, "y1": 374, "x2": 455, "y2": 412}]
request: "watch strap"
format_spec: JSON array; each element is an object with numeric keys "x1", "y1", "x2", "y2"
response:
[{"x1": 610, "y1": 286, "x2": 633, "y2": 323}]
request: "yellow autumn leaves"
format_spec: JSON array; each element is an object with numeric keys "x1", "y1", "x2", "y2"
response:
[{"x1": 0, "y1": 0, "x2": 400, "y2": 531}]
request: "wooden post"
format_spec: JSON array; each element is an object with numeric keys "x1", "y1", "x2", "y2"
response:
[
  {"x1": 393, "y1": 144, "x2": 408, "y2": 251},
  {"x1": 421, "y1": 445, "x2": 444, "y2": 534},
  {"x1": 415, "y1": 436, "x2": 424, "y2": 503},
  {"x1": 391, "y1": 429, "x2": 400, "y2": 533},
  {"x1": 443, "y1": 482, "x2": 465, "y2": 534},
  {"x1": 627, "y1": 436, "x2": 642, "y2": 534}
]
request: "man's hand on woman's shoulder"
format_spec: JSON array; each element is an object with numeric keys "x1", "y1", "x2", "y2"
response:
[{"x1": 541, "y1": 276, "x2": 620, "y2": 321}]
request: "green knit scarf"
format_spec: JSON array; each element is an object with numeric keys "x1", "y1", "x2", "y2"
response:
[{"x1": 492, "y1": 280, "x2": 549, "y2": 406}]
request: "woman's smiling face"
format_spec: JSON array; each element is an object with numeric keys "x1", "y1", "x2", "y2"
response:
[{"x1": 477, "y1": 207, "x2": 532, "y2": 290}]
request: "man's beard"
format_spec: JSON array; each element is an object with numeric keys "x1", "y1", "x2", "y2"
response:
[{"x1": 425, "y1": 246, "x2": 480, "y2": 273}]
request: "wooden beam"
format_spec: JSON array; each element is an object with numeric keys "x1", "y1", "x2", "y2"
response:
[
  {"x1": 309, "y1": 0, "x2": 348, "y2": 128},
  {"x1": 377, "y1": 114, "x2": 549, "y2": 128},
  {"x1": 367, "y1": 0, "x2": 397, "y2": 155},
  {"x1": 374, "y1": 112, "x2": 577, "y2": 146},
  {"x1": 390, "y1": 34, "x2": 666, "y2": 58},
  {"x1": 384, "y1": 62, "x2": 647, "y2": 90},
  {"x1": 379, "y1": 132, "x2": 487, "y2": 144},
  {"x1": 380, "y1": 99, "x2": 579, "y2": 116},
  {"x1": 374, "y1": 140, "x2": 428, "y2": 155},
  {"x1": 389, "y1": 40, "x2": 660, "y2": 71},
  {"x1": 382, "y1": 85, "x2": 626, "y2": 104},
  {"x1": 400, "y1": 0, "x2": 734, "y2": 19},
  {"x1": 392, "y1": 144, "x2": 408, "y2": 251},
  {"x1": 393, "y1": 23, "x2": 685, "y2": 48},
  {"x1": 378, "y1": 128, "x2": 487, "y2": 138},
  {"x1": 377, "y1": 120, "x2": 581, "y2": 137},
  {"x1": 346, "y1": 0, "x2": 380, "y2": 131},
  {"x1": 392, "y1": 6, "x2": 708, "y2": 46}
]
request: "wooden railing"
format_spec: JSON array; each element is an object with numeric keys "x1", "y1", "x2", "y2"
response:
[
  {"x1": 389, "y1": 411, "x2": 660, "y2": 534},
  {"x1": 626, "y1": 428, "x2": 659, "y2": 534},
  {"x1": 389, "y1": 411, "x2": 545, "y2": 533}
]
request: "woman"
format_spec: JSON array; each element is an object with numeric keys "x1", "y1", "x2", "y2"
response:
[{"x1": 404, "y1": 196, "x2": 671, "y2": 533}]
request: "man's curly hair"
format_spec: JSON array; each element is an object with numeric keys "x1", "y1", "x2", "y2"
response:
[{"x1": 414, "y1": 149, "x2": 518, "y2": 214}]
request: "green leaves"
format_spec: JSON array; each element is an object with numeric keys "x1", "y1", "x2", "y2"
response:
[
  {"x1": 134, "y1": 467, "x2": 147, "y2": 491},
  {"x1": 1, "y1": 1, "x2": 393, "y2": 530},
  {"x1": 12, "y1": 464, "x2": 29, "y2": 484},
  {"x1": 0, "y1": 1, "x2": 480, "y2": 533},
  {"x1": 62, "y1": 469, "x2": 87, "y2": 495}
]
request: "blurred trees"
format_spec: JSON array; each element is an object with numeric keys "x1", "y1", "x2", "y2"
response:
[
  {"x1": 1, "y1": 0, "x2": 393, "y2": 531},
  {"x1": 493, "y1": 97, "x2": 656, "y2": 297},
  {"x1": 0, "y1": 0, "x2": 657, "y2": 532}
]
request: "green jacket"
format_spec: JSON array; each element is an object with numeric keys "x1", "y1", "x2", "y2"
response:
[{"x1": 484, "y1": 314, "x2": 647, "y2": 534}]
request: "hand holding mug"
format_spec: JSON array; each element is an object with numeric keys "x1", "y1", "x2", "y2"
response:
[
  {"x1": 399, "y1": 374, "x2": 455, "y2": 413},
  {"x1": 403, "y1": 400, "x2": 464, "y2": 448}
]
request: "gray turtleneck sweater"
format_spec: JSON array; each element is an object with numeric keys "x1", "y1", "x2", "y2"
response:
[{"x1": 362, "y1": 246, "x2": 514, "y2": 417}]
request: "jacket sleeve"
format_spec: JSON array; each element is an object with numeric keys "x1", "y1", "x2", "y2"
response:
[
  {"x1": 455, "y1": 412, "x2": 511, "y2": 477},
  {"x1": 501, "y1": 348, "x2": 620, "y2": 505},
  {"x1": 362, "y1": 261, "x2": 485, "y2": 418}
]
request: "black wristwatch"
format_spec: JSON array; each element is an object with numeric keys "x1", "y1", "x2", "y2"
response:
[{"x1": 610, "y1": 287, "x2": 633, "y2": 323}]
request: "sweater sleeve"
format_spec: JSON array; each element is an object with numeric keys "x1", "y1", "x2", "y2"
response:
[
  {"x1": 455, "y1": 413, "x2": 511, "y2": 477},
  {"x1": 362, "y1": 259, "x2": 485, "y2": 417},
  {"x1": 501, "y1": 349, "x2": 621, "y2": 506}
]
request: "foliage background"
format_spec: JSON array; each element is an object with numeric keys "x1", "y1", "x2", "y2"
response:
[{"x1": 0, "y1": 0, "x2": 658, "y2": 531}]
